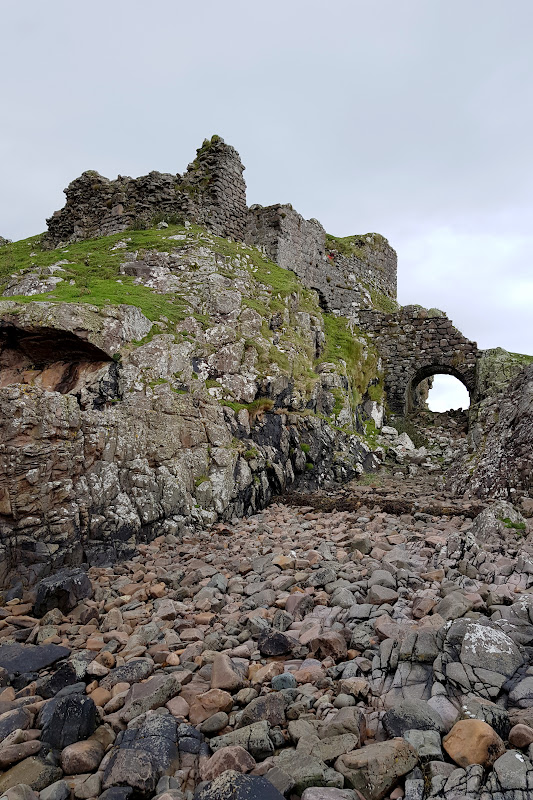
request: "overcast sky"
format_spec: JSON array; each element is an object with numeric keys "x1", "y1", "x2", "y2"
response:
[{"x1": 2, "y1": 0, "x2": 532, "y2": 410}]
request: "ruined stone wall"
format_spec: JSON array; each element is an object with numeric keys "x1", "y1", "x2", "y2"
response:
[
  {"x1": 43, "y1": 135, "x2": 398, "y2": 317},
  {"x1": 325, "y1": 233, "x2": 397, "y2": 302},
  {"x1": 44, "y1": 137, "x2": 247, "y2": 247},
  {"x1": 245, "y1": 204, "x2": 326, "y2": 292},
  {"x1": 246, "y1": 205, "x2": 397, "y2": 315},
  {"x1": 357, "y1": 306, "x2": 479, "y2": 413}
]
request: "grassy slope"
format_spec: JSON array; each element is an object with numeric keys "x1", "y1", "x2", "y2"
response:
[{"x1": 0, "y1": 225, "x2": 383, "y2": 424}]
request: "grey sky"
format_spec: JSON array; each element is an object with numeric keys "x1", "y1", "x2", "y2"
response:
[{"x1": 2, "y1": 0, "x2": 532, "y2": 409}]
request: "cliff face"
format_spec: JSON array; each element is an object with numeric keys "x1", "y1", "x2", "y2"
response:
[
  {"x1": 448, "y1": 353, "x2": 533, "y2": 502},
  {"x1": 0, "y1": 224, "x2": 382, "y2": 588}
]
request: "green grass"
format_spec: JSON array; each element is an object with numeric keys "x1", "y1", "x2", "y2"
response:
[
  {"x1": 0, "y1": 225, "x2": 202, "y2": 325},
  {"x1": 367, "y1": 382, "x2": 384, "y2": 403},
  {"x1": 509, "y1": 352, "x2": 533, "y2": 364},
  {"x1": 501, "y1": 517, "x2": 526, "y2": 531},
  {"x1": 321, "y1": 314, "x2": 380, "y2": 399},
  {"x1": 1, "y1": 222, "x2": 384, "y2": 435},
  {"x1": 325, "y1": 232, "x2": 388, "y2": 259},
  {"x1": 366, "y1": 285, "x2": 399, "y2": 314},
  {"x1": 358, "y1": 471, "x2": 382, "y2": 486}
]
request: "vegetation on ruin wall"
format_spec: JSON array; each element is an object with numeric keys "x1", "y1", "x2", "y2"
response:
[
  {"x1": 325, "y1": 231, "x2": 389, "y2": 258},
  {"x1": 0, "y1": 223, "x2": 382, "y2": 423},
  {"x1": 509, "y1": 351, "x2": 533, "y2": 364}
]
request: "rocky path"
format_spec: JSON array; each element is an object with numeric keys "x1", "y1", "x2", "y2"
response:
[{"x1": 1, "y1": 463, "x2": 533, "y2": 800}]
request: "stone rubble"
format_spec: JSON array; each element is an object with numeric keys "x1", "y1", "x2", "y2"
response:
[{"x1": 0, "y1": 443, "x2": 532, "y2": 800}]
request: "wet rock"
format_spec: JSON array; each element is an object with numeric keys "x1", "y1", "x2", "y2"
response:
[{"x1": 33, "y1": 568, "x2": 93, "y2": 617}]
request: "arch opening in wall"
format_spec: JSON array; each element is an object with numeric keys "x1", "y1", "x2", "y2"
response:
[{"x1": 407, "y1": 364, "x2": 471, "y2": 414}]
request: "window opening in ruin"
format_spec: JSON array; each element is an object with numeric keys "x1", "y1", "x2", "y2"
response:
[{"x1": 426, "y1": 375, "x2": 470, "y2": 412}]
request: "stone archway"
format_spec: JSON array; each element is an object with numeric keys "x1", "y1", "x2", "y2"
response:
[
  {"x1": 407, "y1": 364, "x2": 472, "y2": 413},
  {"x1": 357, "y1": 306, "x2": 480, "y2": 414}
]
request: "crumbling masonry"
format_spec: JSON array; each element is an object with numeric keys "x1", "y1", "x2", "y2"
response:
[{"x1": 45, "y1": 135, "x2": 479, "y2": 414}]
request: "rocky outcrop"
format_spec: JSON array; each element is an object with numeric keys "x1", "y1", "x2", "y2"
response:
[
  {"x1": 0, "y1": 228, "x2": 384, "y2": 589},
  {"x1": 448, "y1": 361, "x2": 533, "y2": 500}
]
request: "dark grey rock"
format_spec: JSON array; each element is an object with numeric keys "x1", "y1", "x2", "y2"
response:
[
  {"x1": 39, "y1": 780, "x2": 70, "y2": 800},
  {"x1": 102, "y1": 715, "x2": 179, "y2": 796},
  {"x1": 257, "y1": 631, "x2": 294, "y2": 657},
  {"x1": 33, "y1": 568, "x2": 93, "y2": 617},
  {"x1": 239, "y1": 693, "x2": 287, "y2": 728},
  {"x1": 0, "y1": 707, "x2": 33, "y2": 740},
  {"x1": 98, "y1": 789, "x2": 134, "y2": 800},
  {"x1": 0, "y1": 643, "x2": 70, "y2": 676},
  {"x1": 271, "y1": 672, "x2": 297, "y2": 691},
  {"x1": 34, "y1": 663, "x2": 78, "y2": 699},
  {"x1": 383, "y1": 698, "x2": 444, "y2": 737},
  {"x1": 100, "y1": 658, "x2": 154, "y2": 690},
  {"x1": 41, "y1": 693, "x2": 97, "y2": 749},
  {"x1": 194, "y1": 770, "x2": 285, "y2": 800}
]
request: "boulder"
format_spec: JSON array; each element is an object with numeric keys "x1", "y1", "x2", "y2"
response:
[
  {"x1": 382, "y1": 698, "x2": 444, "y2": 737},
  {"x1": 102, "y1": 715, "x2": 179, "y2": 796},
  {"x1": 335, "y1": 738, "x2": 418, "y2": 800},
  {"x1": 194, "y1": 771, "x2": 285, "y2": 800},
  {"x1": 0, "y1": 757, "x2": 62, "y2": 793},
  {"x1": 60, "y1": 739, "x2": 105, "y2": 774},
  {"x1": 33, "y1": 568, "x2": 93, "y2": 617},
  {"x1": 199, "y1": 746, "x2": 256, "y2": 781},
  {"x1": 0, "y1": 643, "x2": 70, "y2": 676},
  {"x1": 442, "y1": 719, "x2": 506, "y2": 767},
  {"x1": 41, "y1": 694, "x2": 97, "y2": 749},
  {"x1": 209, "y1": 721, "x2": 273, "y2": 760}
]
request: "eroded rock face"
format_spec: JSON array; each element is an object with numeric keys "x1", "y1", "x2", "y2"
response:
[
  {"x1": 449, "y1": 362, "x2": 533, "y2": 500},
  {"x1": 0, "y1": 226, "x2": 389, "y2": 588}
]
